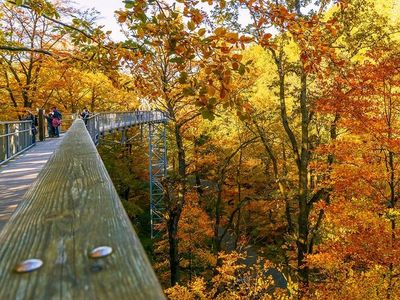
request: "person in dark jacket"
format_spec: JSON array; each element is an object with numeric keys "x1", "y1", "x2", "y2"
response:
[
  {"x1": 24, "y1": 110, "x2": 37, "y2": 144},
  {"x1": 45, "y1": 112, "x2": 55, "y2": 137},
  {"x1": 80, "y1": 107, "x2": 90, "y2": 125},
  {"x1": 51, "y1": 107, "x2": 62, "y2": 137}
]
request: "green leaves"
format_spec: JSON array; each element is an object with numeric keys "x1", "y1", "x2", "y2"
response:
[
  {"x1": 238, "y1": 64, "x2": 246, "y2": 75},
  {"x1": 183, "y1": 87, "x2": 196, "y2": 96},
  {"x1": 170, "y1": 56, "x2": 184, "y2": 64},
  {"x1": 201, "y1": 108, "x2": 215, "y2": 121},
  {"x1": 178, "y1": 72, "x2": 188, "y2": 84},
  {"x1": 123, "y1": 1, "x2": 135, "y2": 9}
]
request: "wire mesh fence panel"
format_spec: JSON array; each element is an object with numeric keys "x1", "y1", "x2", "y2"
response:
[{"x1": 0, "y1": 121, "x2": 34, "y2": 165}]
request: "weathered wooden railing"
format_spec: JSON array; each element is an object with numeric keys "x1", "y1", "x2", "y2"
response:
[
  {"x1": 0, "y1": 119, "x2": 165, "y2": 299},
  {"x1": 86, "y1": 110, "x2": 168, "y2": 144},
  {"x1": 0, "y1": 120, "x2": 34, "y2": 165}
]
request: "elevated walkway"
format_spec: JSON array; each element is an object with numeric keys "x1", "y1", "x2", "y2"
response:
[
  {"x1": 0, "y1": 111, "x2": 167, "y2": 298},
  {"x1": 86, "y1": 110, "x2": 167, "y2": 144}
]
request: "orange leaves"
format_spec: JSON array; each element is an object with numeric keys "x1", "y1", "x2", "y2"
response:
[
  {"x1": 231, "y1": 61, "x2": 239, "y2": 71},
  {"x1": 278, "y1": 5, "x2": 289, "y2": 17},
  {"x1": 259, "y1": 33, "x2": 272, "y2": 48},
  {"x1": 183, "y1": 6, "x2": 203, "y2": 25},
  {"x1": 257, "y1": 16, "x2": 266, "y2": 28},
  {"x1": 268, "y1": 3, "x2": 296, "y2": 25},
  {"x1": 117, "y1": 11, "x2": 127, "y2": 23}
]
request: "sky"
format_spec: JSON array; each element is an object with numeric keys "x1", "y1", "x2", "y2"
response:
[
  {"x1": 78, "y1": 0, "x2": 126, "y2": 41},
  {"x1": 75, "y1": 0, "x2": 343, "y2": 41},
  {"x1": 76, "y1": 0, "x2": 252, "y2": 41}
]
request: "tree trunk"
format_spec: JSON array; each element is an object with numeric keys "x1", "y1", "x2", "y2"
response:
[
  {"x1": 167, "y1": 122, "x2": 186, "y2": 286},
  {"x1": 167, "y1": 212, "x2": 180, "y2": 286},
  {"x1": 297, "y1": 70, "x2": 310, "y2": 291},
  {"x1": 214, "y1": 182, "x2": 223, "y2": 254}
]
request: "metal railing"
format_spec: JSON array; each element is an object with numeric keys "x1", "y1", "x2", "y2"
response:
[
  {"x1": 84, "y1": 110, "x2": 169, "y2": 238},
  {"x1": 86, "y1": 110, "x2": 168, "y2": 144},
  {"x1": 0, "y1": 120, "x2": 34, "y2": 166}
]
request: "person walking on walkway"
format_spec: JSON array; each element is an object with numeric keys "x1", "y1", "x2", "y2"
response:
[
  {"x1": 80, "y1": 107, "x2": 90, "y2": 125},
  {"x1": 52, "y1": 107, "x2": 62, "y2": 137}
]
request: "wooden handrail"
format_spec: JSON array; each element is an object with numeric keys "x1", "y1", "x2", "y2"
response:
[{"x1": 0, "y1": 119, "x2": 165, "y2": 299}]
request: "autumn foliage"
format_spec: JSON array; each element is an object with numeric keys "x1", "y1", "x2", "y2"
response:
[{"x1": 1, "y1": 0, "x2": 400, "y2": 299}]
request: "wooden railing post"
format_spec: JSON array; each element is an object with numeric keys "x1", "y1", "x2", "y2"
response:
[
  {"x1": 38, "y1": 109, "x2": 45, "y2": 141},
  {"x1": 5, "y1": 123, "x2": 10, "y2": 160}
]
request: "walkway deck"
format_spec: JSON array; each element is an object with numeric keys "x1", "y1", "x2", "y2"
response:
[{"x1": 0, "y1": 137, "x2": 62, "y2": 231}]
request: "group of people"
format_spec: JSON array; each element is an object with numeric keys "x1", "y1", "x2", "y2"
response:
[
  {"x1": 45, "y1": 107, "x2": 62, "y2": 138},
  {"x1": 23, "y1": 106, "x2": 61, "y2": 142},
  {"x1": 23, "y1": 107, "x2": 95, "y2": 144}
]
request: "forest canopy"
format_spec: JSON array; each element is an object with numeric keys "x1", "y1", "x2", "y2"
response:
[{"x1": 1, "y1": 0, "x2": 400, "y2": 299}]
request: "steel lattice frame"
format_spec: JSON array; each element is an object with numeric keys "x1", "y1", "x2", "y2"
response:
[
  {"x1": 87, "y1": 111, "x2": 168, "y2": 239},
  {"x1": 148, "y1": 121, "x2": 167, "y2": 239}
]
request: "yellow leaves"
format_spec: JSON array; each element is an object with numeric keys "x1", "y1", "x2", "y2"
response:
[
  {"x1": 198, "y1": 28, "x2": 206, "y2": 36},
  {"x1": 187, "y1": 20, "x2": 195, "y2": 31},
  {"x1": 137, "y1": 28, "x2": 145, "y2": 39},
  {"x1": 145, "y1": 23, "x2": 156, "y2": 32},
  {"x1": 165, "y1": 285, "x2": 192, "y2": 300},
  {"x1": 222, "y1": 69, "x2": 231, "y2": 85},
  {"x1": 214, "y1": 27, "x2": 226, "y2": 36},
  {"x1": 165, "y1": 278, "x2": 208, "y2": 300},
  {"x1": 207, "y1": 85, "x2": 216, "y2": 96},
  {"x1": 213, "y1": 28, "x2": 239, "y2": 44}
]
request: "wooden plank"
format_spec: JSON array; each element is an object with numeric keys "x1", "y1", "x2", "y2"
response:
[
  {"x1": 0, "y1": 119, "x2": 165, "y2": 300},
  {"x1": 0, "y1": 136, "x2": 62, "y2": 231}
]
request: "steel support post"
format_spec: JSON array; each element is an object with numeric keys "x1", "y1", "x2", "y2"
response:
[{"x1": 148, "y1": 121, "x2": 167, "y2": 239}]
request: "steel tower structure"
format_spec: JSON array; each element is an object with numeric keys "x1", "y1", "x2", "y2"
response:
[
  {"x1": 148, "y1": 121, "x2": 167, "y2": 239},
  {"x1": 86, "y1": 110, "x2": 168, "y2": 239}
]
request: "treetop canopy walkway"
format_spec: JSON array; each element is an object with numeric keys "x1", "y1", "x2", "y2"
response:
[
  {"x1": 0, "y1": 110, "x2": 168, "y2": 299},
  {"x1": 85, "y1": 110, "x2": 167, "y2": 144}
]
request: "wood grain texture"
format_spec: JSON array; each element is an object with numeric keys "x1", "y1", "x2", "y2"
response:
[{"x1": 0, "y1": 119, "x2": 165, "y2": 300}]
